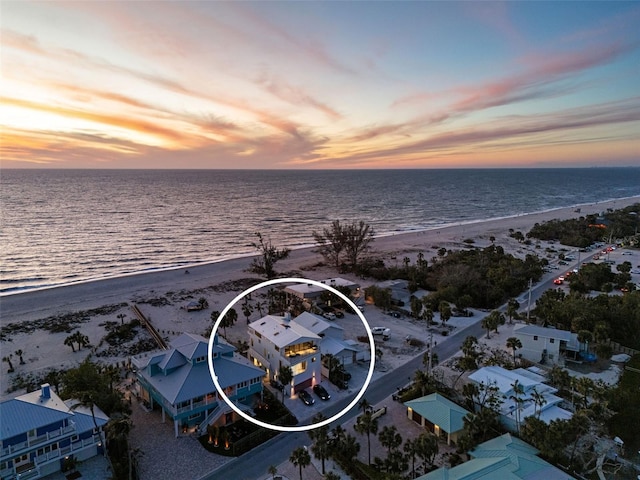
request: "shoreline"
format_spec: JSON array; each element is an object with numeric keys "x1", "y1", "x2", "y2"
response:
[
  {"x1": 2, "y1": 195, "x2": 639, "y2": 325},
  {"x1": 3, "y1": 194, "x2": 639, "y2": 298}
]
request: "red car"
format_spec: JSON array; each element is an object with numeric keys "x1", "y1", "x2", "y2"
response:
[{"x1": 554, "y1": 278, "x2": 563, "y2": 285}]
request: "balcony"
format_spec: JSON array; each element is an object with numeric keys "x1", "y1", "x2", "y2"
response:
[
  {"x1": 1, "y1": 425, "x2": 76, "y2": 459},
  {"x1": 284, "y1": 343, "x2": 318, "y2": 358}
]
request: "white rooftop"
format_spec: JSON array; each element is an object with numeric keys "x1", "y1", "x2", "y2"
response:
[
  {"x1": 514, "y1": 325, "x2": 575, "y2": 342},
  {"x1": 293, "y1": 311, "x2": 343, "y2": 336},
  {"x1": 249, "y1": 315, "x2": 320, "y2": 349}
]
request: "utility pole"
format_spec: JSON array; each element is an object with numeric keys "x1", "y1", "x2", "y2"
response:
[
  {"x1": 526, "y1": 278, "x2": 532, "y2": 324},
  {"x1": 427, "y1": 332, "x2": 433, "y2": 376}
]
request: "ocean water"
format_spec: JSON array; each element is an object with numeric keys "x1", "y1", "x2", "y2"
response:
[{"x1": 2, "y1": 168, "x2": 639, "y2": 294}]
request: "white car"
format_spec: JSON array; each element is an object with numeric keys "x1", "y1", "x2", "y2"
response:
[
  {"x1": 323, "y1": 312, "x2": 336, "y2": 321},
  {"x1": 371, "y1": 327, "x2": 390, "y2": 337}
]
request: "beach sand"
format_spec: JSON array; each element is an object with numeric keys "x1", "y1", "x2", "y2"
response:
[{"x1": 1, "y1": 196, "x2": 639, "y2": 401}]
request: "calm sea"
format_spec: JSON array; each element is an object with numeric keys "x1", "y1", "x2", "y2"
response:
[{"x1": 2, "y1": 168, "x2": 639, "y2": 294}]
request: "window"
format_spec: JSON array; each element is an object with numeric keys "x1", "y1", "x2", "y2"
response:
[
  {"x1": 312, "y1": 357, "x2": 316, "y2": 362},
  {"x1": 533, "y1": 336, "x2": 538, "y2": 341},
  {"x1": 71, "y1": 435, "x2": 79, "y2": 442},
  {"x1": 550, "y1": 338, "x2": 555, "y2": 343},
  {"x1": 195, "y1": 355, "x2": 206, "y2": 363},
  {"x1": 291, "y1": 361, "x2": 307, "y2": 375}
]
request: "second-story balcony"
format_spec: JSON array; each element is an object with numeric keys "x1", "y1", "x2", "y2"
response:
[
  {"x1": 1, "y1": 424, "x2": 76, "y2": 459},
  {"x1": 284, "y1": 342, "x2": 318, "y2": 358}
]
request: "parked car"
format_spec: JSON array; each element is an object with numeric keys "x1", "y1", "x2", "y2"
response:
[
  {"x1": 298, "y1": 389, "x2": 315, "y2": 405},
  {"x1": 334, "y1": 310, "x2": 344, "y2": 318},
  {"x1": 323, "y1": 312, "x2": 337, "y2": 321},
  {"x1": 331, "y1": 377, "x2": 349, "y2": 390},
  {"x1": 313, "y1": 384, "x2": 331, "y2": 401},
  {"x1": 372, "y1": 327, "x2": 391, "y2": 336}
]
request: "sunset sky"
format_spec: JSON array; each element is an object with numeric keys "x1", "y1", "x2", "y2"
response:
[{"x1": 2, "y1": 1, "x2": 639, "y2": 169}]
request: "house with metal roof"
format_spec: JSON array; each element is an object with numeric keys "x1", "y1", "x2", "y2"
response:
[
  {"x1": 404, "y1": 393, "x2": 471, "y2": 445},
  {"x1": 468, "y1": 366, "x2": 572, "y2": 432},
  {"x1": 248, "y1": 313, "x2": 322, "y2": 395},
  {"x1": 417, "y1": 433, "x2": 575, "y2": 480},
  {"x1": 132, "y1": 332, "x2": 264, "y2": 437},
  {"x1": 0, "y1": 384, "x2": 109, "y2": 480},
  {"x1": 514, "y1": 324, "x2": 580, "y2": 365}
]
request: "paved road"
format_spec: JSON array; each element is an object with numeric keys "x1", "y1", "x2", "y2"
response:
[{"x1": 198, "y1": 247, "x2": 607, "y2": 480}]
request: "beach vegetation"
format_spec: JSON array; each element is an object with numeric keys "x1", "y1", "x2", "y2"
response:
[
  {"x1": 249, "y1": 232, "x2": 290, "y2": 279},
  {"x1": 313, "y1": 219, "x2": 375, "y2": 271},
  {"x1": 2, "y1": 354, "x2": 14, "y2": 373},
  {"x1": 219, "y1": 308, "x2": 237, "y2": 338},
  {"x1": 527, "y1": 203, "x2": 640, "y2": 247}
]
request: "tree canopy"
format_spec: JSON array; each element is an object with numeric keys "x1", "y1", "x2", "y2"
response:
[{"x1": 313, "y1": 219, "x2": 375, "y2": 271}]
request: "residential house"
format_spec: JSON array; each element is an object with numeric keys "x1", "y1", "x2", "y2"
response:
[
  {"x1": 404, "y1": 393, "x2": 470, "y2": 445},
  {"x1": 248, "y1": 313, "x2": 322, "y2": 396},
  {"x1": 132, "y1": 332, "x2": 264, "y2": 437},
  {"x1": 514, "y1": 324, "x2": 580, "y2": 365},
  {"x1": 418, "y1": 433, "x2": 575, "y2": 480},
  {"x1": 0, "y1": 384, "x2": 108, "y2": 480},
  {"x1": 293, "y1": 312, "x2": 361, "y2": 366},
  {"x1": 284, "y1": 278, "x2": 361, "y2": 303},
  {"x1": 374, "y1": 279, "x2": 429, "y2": 312},
  {"x1": 468, "y1": 366, "x2": 572, "y2": 432}
]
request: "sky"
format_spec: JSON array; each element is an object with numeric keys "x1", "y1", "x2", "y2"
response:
[{"x1": 1, "y1": 1, "x2": 639, "y2": 169}]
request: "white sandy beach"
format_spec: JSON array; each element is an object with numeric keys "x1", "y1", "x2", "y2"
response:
[{"x1": 1, "y1": 196, "x2": 639, "y2": 401}]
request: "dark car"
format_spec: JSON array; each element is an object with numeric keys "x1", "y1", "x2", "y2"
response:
[
  {"x1": 331, "y1": 377, "x2": 349, "y2": 390},
  {"x1": 298, "y1": 389, "x2": 315, "y2": 405},
  {"x1": 270, "y1": 379, "x2": 284, "y2": 392},
  {"x1": 313, "y1": 384, "x2": 331, "y2": 401},
  {"x1": 334, "y1": 310, "x2": 344, "y2": 318}
]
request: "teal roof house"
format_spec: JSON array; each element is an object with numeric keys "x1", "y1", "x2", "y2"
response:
[
  {"x1": 418, "y1": 433, "x2": 575, "y2": 480},
  {"x1": 132, "y1": 333, "x2": 264, "y2": 437},
  {"x1": 0, "y1": 384, "x2": 109, "y2": 480},
  {"x1": 405, "y1": 393, "x2": 471, "y2": 445}
]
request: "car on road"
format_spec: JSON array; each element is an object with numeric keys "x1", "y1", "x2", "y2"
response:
[
  {"x1": 372, "y1": 327, "x2": 391, "y2": 336},
  {"x1": 313, "y1": 384, "x2": 331, "y2": 401},
  {"x1": 553, "y1": 278, "x2": 563, "y2": 285},
  {"x1": 298, "y1": 389, "x2": 315, "y2": 405},
  {"x1": 322, "y1": 312, "x2": 336, "y2": 321}
]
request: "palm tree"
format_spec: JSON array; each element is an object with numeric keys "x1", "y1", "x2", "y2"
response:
[
  {"x1": 379, "y1": 425, "x2": 402, "y2": 457},
  {"x1": 198, "y1": 297, "x2": 208, "y2": 310},
  {"x1": 14, "y1": 349, "x2": 25, "y2": 365},
  {"x1": 423, "y1": 307, "x2": 434, "y2": 326},
  {"x1": 64, "y1": 335, "x2": 77, "y2": 352},
  {"x1": 530, "y1": 387, "x2": 546, "y2": 419},
  {"x1": 358, "y1": 397, "x2": 371, "y2": 413},
  {"x1": 117, "y1": 313, "x2": 127, "y2": 325},
  {"x1": 72, "y1": 331, "x2": 90, "y2": 350},
  {"x1": 354, "y1": 411, "x2": 378, "y2": 465},
  {"x1": 309, "y1": 414, "x2": 330, "y2": 474},
  {"x1": 506, "y1": 337, "x2": 522, "y2": 366},
  {"x1": 506, "y1": 298, "x2": 519, "y2": 324},
  {"x1": 439, "y1": 301, "x2": 452, "y2": 326},
  {"x1": 267, "y1": 465, "x2": 278, "y2": 480},
  {"x1": 2, "y1": 354, "x2": 14, "y2": 373},
  {"x1": 289, "y1": 446, "x2": 311, "y2": 480},
  {"x1": 278, "y1": 365, "x2": 293, "y2": 401},
  {"x1": 219, "y1": 308, "x2": 237, "y2": 338},
  {"x1": 241, "y1": 301, "x2": 254, "y2": 324},
  {"x1": 340, "y1": 434, "x2": 360, "y2": 463},
  {"x1": 403, "y1": 438, "x2": 419, "y2": 479},
  {"x1": 509, "y1": 380, "x2": 525, "y2": 434},
  {"x1": 254, "y1": 300, "x2": 265, "y2": 317}
]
